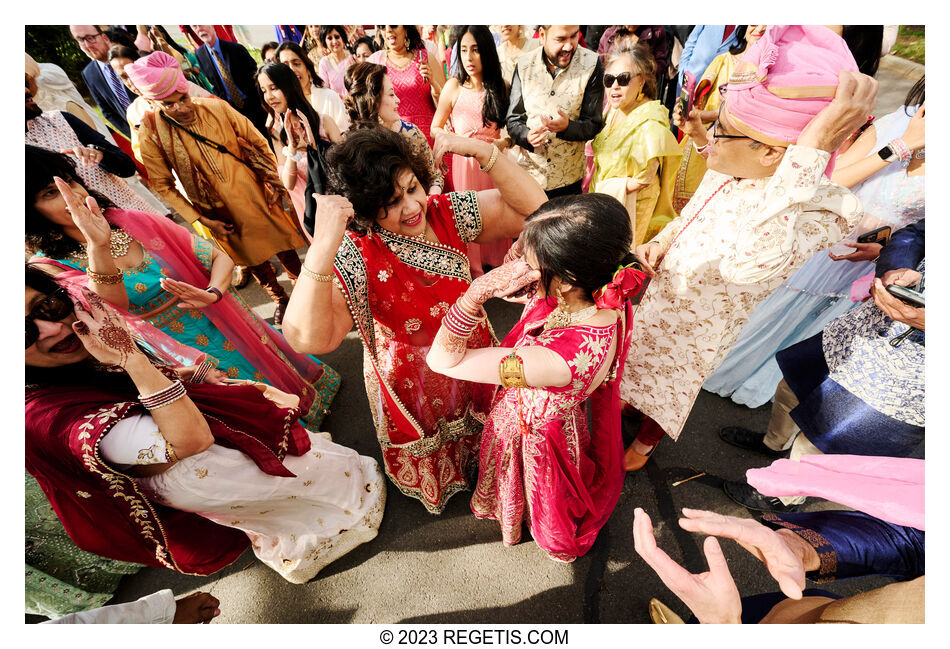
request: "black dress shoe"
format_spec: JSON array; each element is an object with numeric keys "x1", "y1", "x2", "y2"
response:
[
  {"x1": 719, "y1": 426, "x2": 786, "y2": 458},
  {"x1": 723, "y1": 479, "x2": 802, "y2": 513}
]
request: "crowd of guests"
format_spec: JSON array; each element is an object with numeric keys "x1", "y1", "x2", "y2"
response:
[{"x1": 25, "y1": 24, "x2": 923, "y2": 624}]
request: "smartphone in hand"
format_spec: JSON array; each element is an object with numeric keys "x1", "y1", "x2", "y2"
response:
[{"x1": 885, "y1": 284, "x2": 925, "y2": 308}]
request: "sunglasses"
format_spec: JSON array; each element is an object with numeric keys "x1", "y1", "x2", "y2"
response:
[
  {"x1": 26, "y1": 288, "x2": 73, "y2": 349},
  {"x1": 603, "y1": 72, "x2": 641, "y2": 88}
]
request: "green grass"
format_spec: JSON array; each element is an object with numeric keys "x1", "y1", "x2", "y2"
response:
[{"x1": 892, "y1": 25, "x2": 924, "y2": 65}]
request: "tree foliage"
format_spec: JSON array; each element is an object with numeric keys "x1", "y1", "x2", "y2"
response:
[{"x1": 25, "y1": 26, "x2": 93, "y2": 103}]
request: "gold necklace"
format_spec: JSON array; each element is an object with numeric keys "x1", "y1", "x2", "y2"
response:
[
  {"x1": 544, "y1": 301, "x2": 598, "y2": 331},
  {"x1": 69, "y1": 229, "x2": 134, "y2": 262}
]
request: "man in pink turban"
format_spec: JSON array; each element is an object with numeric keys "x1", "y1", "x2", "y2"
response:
[
  {"x1": 618, "y1": 25, "x2": 875, "y2": 471},
  {"x1": 127, "y1": 51, "x2": 306, "y2": 325}
]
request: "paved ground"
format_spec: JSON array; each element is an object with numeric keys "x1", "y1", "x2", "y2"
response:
[{"x1": 28, "y1": 66, "x2": 916, "y2": 625}]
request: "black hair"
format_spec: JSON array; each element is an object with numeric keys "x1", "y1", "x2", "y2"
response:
[
  {"x1": 904, "y1": 75, "x2": 925, "y2": 114},
  {"x1": 522, "y1": 194, "x2": 637, "y2": 302},
  {"x1": 728, "y1": 26, "x2": 750, "y2": 55},
  {"x1": 453, "y1": 25, "x2": 509, "y2": 127},
  {"x1": 275, "y1": 40, "x2": 325, "y2": 88},
  {"x1": 353, "y1": 36, "x2": 379, "y2": 56},
  {"x1": 325, "y1": 128, "x2": 433, "y2": 235},
  {"x1": 25, "y1": 145, "x2": 116, "y2": 259},
  {"x1": 255, "y1": 62, "x2": 322, "y2": 147},
  {"x1": 841, "y1": 25, "x2": 883, "y2": 77},
  {"x1": 107, "y1": 44, "x2": 140, "y2": 62},
  {"x1": 318, "y1": 25, "x2": 350, "y2": 52},
  {"x1": 260, "y1": 41, "x2": 280, "y2": 60},
  {"x1": 343, "y1": 62, "x2": 388, "y2": 129},
  {"x1": 381, "y1": 25, "x2": 426, "y2": 53}
]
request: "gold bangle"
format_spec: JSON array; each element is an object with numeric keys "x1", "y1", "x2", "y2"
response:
[
  {"x1": 479, "y1": 144, "x2": 500, "y2": 173},
  {"x1": 301, "y1": 266, "x2": 335, "y2": 282},
  {"x1": 498, "y1": 351, "x2": 528, "y2": 388},
  {"x1": 87, "y1": 269, "x2": 124, "y2": 285}
]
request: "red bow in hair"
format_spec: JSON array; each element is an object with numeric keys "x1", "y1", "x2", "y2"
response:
[{"x1": 593, "y1": 264, "x2": 647, "y2": 310}]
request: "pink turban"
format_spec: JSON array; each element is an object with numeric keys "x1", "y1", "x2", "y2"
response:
[
  {"x1": 124, "y1": 51, "x2": 188, "y2": 100},
  {"x1": 723, "y1": 25, "x2": 858, "y2": 147}
]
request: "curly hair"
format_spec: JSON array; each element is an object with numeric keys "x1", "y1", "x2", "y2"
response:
[
  {"x1": 275, "y1": 40, "x2": 325, "y2": 88},
  {"x1": 606, "y1": 43, "x2": 658, "y2": 100},
  {"x1": 522, "y1": 193, "x2": 637, "y2": 302},
  {"x1": 26, "y1": 145, "x2": 115, "y2": 259},
  {"x1": 343, "y1": 62, "x2": 388, "y2": 131},
  {"x1": 325, "y1": 128, "x2": 432, "y2": 235}
]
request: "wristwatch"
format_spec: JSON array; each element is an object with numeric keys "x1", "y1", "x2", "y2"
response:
[{"x1": 877, "y1": 144, "x2": 898, "y2": 163}]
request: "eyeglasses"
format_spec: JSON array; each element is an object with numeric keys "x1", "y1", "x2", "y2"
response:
[
  {"x1": 710, "y1": 108, "x2": 755, "y2": 142},
  {"x1": 25, "y1": 288, "x2": 73, "y2": 349},
  {"x1": 74, "y1": 33, "x2": 104, "y2": 45},
  {"x1": 603, "y1": 72, "x2": 641, "y2": 88}
]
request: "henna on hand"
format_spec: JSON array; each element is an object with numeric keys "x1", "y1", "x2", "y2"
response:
[{"x1": 433, "y1": 325, "x2": 470, "y2": 356}]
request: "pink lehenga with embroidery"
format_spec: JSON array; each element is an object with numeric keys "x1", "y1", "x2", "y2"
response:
[{"x1": 471, "y1": 296, "x2": 633, "y2": 561}]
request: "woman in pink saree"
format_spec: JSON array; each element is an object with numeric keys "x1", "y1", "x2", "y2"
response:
[{"x1": 427, "y1": 194, "x2": 646, "y2": 561}]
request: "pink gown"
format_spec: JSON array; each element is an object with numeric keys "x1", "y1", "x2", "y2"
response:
[
  {"x1": 449, "y1": 86, "x2": 509, "y2": 273},
  {"x1": 471, "y1": 297, "x2": 630, "y2": 562},
  {"x1": 268, "y1": 119, "x2": 311, "y2": 243},
  {"x1": 318, "y1": 54, "x2": 355, "y2": 98}
]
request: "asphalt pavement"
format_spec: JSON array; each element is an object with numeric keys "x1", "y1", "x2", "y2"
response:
[{"x1": 29, "y1": 66, "x2": 917, "y2": 624}]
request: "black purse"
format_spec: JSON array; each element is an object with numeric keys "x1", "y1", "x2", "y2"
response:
[{"x1": 303, "y1": 136, "x2": 333, "y2": 236}]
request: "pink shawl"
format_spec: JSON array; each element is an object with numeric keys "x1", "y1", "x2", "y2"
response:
[{"x1": 747, "y1": 455, "x2": 924, "y2": 530}]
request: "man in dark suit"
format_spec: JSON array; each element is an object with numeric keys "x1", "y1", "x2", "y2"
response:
[
  {"x1": 69, "y1": 25, "x2": 136, "y2": 139},
  {"x1": 189, "y1": 25, "x2": 267, "y2": 135}
]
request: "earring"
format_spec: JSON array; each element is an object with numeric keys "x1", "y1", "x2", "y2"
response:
[{"x1": 544, "y1": 288, "x2": 571, "y2": 330}]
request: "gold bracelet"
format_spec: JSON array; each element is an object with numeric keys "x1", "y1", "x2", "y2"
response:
[
  {"x1": 87, "y1": 269, "x2": 124, "y2": 285},
  {"x1": 301, "y1": 266, "x2": 335, "y2": 282},
  {"x1": 479, "y1": 144, "x2": 500, "y2": 173},
  {"x1": 498, "y1": 351, "x2": 528, "y2": 388}
]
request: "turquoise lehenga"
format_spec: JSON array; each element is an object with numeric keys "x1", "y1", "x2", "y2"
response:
[{"x1": 49, "y1": 234, "x2": 340, "y2": 430}]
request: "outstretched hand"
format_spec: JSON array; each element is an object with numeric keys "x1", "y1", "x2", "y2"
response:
[
  {"x1": 633, "y1": 507, "x2": 743, "y2": 624},
  {"x1": 465, "y1": 260, "x2": 541, "y2": 307},
  {"x1": 677, "y1": 508, "x2": 806, "y2": 599},
  {"x1": 160, "y1": 277, "x2": 219, "y2": 309}
]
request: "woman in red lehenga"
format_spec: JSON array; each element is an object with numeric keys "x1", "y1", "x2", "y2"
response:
[
  {"x1": 427, "y1": 194, "x2": 645, "y2": 560},
  {"x1": 283, "y1": 128, "x2": 546, "y2": 513}
]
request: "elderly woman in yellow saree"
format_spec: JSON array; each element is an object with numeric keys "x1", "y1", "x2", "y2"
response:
[
  {"x1": 591, "y1": 45, "x2": 681, "y2": 246},
  {"x1": 671, "y1": 25, "x2": 766, "y2": 212}
]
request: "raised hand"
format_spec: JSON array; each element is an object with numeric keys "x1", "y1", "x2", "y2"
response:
[
  {"x1": 54, "y1": 176, "x2": 112, "y2": 248},
  {"x1": 418, "y1": 57, "x2": 430, "y2": 81},
  {"x1": 294, "y1": 109, "x2": 317, "y2": 147},
  {"x1": 677, "y1": 508, "x2": 806, "y2": 600},
  {"x1": 797, "y1": 71, "x2": 879, "y2": 153},
  {"x1": 633, "y1": 507, "x2": 742, "y2": 624},
  {"x1": 672, "y1": 103, "x2": 706, "y2": 142},
  {"x1": 172, "y1": 591, "x2": 221, "y2": 624},
  {"x1": 71, "y1": 287, "x2": 144, "y2": 368},
  {"x1": 465, "y1": 259, "x2": 541, "y2": 306},
  {"x1": 902, "y1": 101, "x2": 925, "y2": 151},
  {"x1": 431, "y1": 131, "x2": 489, "y2": 163},
  {"x1": 59, "y1": 145, "x2": 103, "y2": 167},
  {"x1": 159, "y1": 277, "x2": 219, "y2": 309},
  {"x1": 311, "y1": 194, "x2": 354, "y2": 248}
]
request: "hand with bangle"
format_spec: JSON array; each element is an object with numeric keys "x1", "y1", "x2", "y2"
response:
[{"x1": 159, "y1": 277, "x2": 224, "y2": 309}]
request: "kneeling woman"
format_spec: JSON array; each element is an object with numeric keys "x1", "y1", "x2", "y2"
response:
[
  {"x1": 426, "y1": 194, "x2": 645, "y2": 561},
  {"x1": 25, "y1": 268, "x2": 384, "y2": 584}
]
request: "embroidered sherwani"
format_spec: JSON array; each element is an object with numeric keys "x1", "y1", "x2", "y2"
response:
[{"x1": 619, "y1": 146, "x2": 862, "y2": 440}]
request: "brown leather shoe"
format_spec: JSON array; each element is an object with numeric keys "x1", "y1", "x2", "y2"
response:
[
  {"x1": 232, "y1": 266, "x2": 250, "y2": 289},
  {"x1": 624, "y1": 442, "x2": 656, "y2": 471},
  {"x1": 273, "y1": 300, "x2": 289, "y2": 327}
]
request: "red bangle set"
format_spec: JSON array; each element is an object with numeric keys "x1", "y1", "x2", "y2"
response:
[
  {"x1": 442, "y1": 301, "x2": 485, "y2": 338},
  {"x1": 189, "y1": 361, "x2": 215, "y2": 384},
  {"x1": 139, "y1": 380, "x2": 187, "y2": 410}
]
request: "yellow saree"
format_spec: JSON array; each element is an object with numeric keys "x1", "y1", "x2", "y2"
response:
[{"x1": 591, "y1": 100, "x2": 682, "y2": 246}]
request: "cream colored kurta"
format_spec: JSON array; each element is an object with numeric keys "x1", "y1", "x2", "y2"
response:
[{"x1": 620, "y1": 146, "x2": 862, "y2": 440}]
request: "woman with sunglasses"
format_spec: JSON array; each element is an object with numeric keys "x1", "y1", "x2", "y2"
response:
[
  {"x1": 25, "y1": 266, "x2": 385, "y2": 584},
  {"x1": 590, "y1": 45, "x2": 681, "y2": 246},
  {"x1": 26, "y1": 145, "x2": 340, "y2": 433},
  {"x1": 671, "y1": 25, "x2": 766, "y2": 212}
]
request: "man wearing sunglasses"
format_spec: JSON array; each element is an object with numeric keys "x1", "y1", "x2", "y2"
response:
[
  {"x1": 506, "y1": 25, "x2": 603, "y2": 198},
  {"x1": 618, "y1": 26, "x2": 872, "y2": 472}
]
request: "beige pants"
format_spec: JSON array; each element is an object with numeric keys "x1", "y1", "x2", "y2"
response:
[{"x1": 761, "y1": 379, "x2": 823, "y2": 505}]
